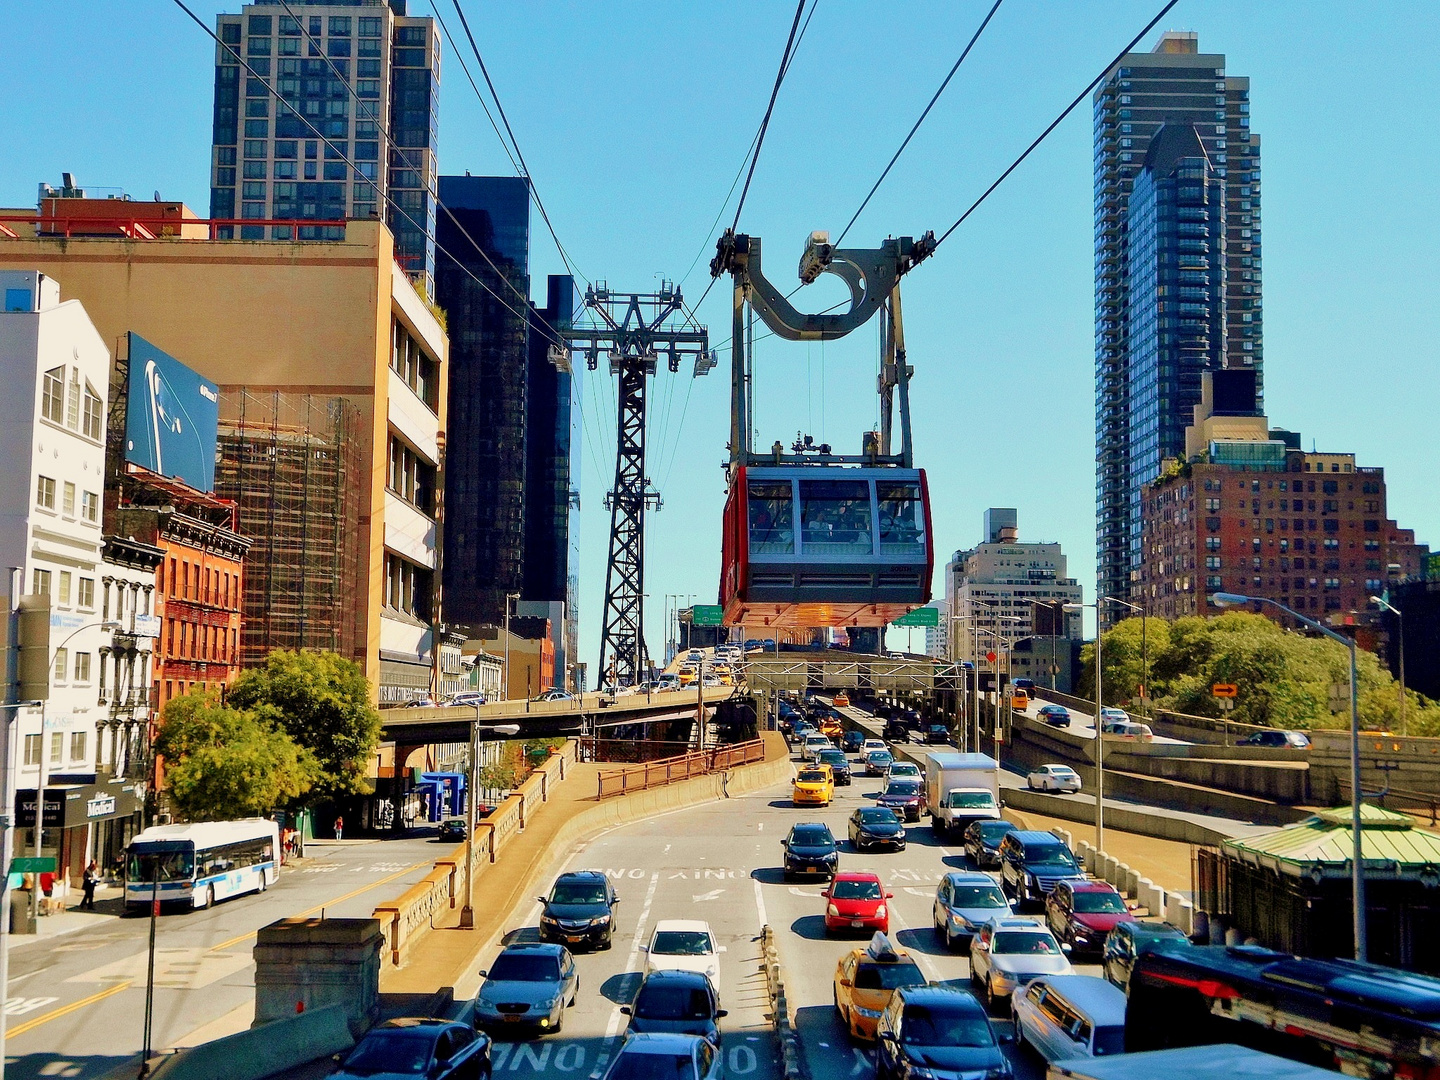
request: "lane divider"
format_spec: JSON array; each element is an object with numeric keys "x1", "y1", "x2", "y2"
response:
[
  {"x1": 7, "y1": 980, "x2": 133, "y2": 1038},
  {"x1": 588, "y1": 870, "x2": 660, "y2": 1080},
  {"x1": 761, "y1": 925, "x2": 804, "y2": 1080}
]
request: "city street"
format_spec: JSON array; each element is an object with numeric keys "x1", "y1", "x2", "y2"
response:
[{"x1": 6, "y1": 833, "x2": 443, "y2": 1080}]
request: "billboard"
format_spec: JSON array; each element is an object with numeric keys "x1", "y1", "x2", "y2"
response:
[{"x1": 124, "y1": 332, "x2": 219, "y2": 493}]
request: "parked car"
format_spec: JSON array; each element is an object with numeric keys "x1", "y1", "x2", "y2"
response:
[
  {"x1": 437, "y1": 817, "x2": 469, "y2": 842},
  {"x1": 532, "y1": 688, "x2": 576, "y2": 702},
  {"x1": 969, "y1": 916, "x2": 1073, "y2": 1010},
  {"x1": 875, "y1": 985, "x2": 1013, "y2": 1080},
  {"x1": 538, "y1": 870, "x2": 619, "y2": 950},
  {"x1": 1237, "y1": 729, "x2": 1312, "y2": 749},
  {"x1": 1045, "y1": 879, "x2": 1134, "y2": 957},
  {"x1": 924, "y1": 723, "x2": 951, "y2": 745},
  {"x1": 963, "y1": 818, "x2": 1019, "y2": 868},
  {"x1": 600, "y1": 1033, "x2": 722, "y2": 1080},
  {"x1": 998, "y1": 830, "x2": 1083, "y2": 907},
  {"x1": 841, "y1": 730, "x2": 867, "y2": 753},
  {"x1": 447, "y1": 691, "x2": 487, "y2": 708},
  {"x1": 644, "y1": 920, "x2": 723, "y2": 993},
  {"x1": 816, "y1": 748, "x2": 853, "y2": 786},
  {"x1": 864, "y1": 750, "x2": 894, "y2": 776},
  {"x1": 782, "y1": 822, "x2": 838, "y2": 880},
  {"x1": 876, "y1": 779, "x2": 926, "y2": 823},
  {"x1": 335, "y1": 1019, "x2": 489, "y2": 1080},
  {"x1": 792, "y1": 764, "x2": 835, "y2": 807},
  {"x1": 1037, "y1": 704, "x2": 1072, "y2": 728},
  {"x1": 622, "y1": 970, "x2": 726, "y2": 1045},
  {"x1": 932, "y1": 871, "x2": 1012, "y2": 950},
  {"x1": 473, "y1": 942, "x2": 579, "y2": 1034},
  {"x1": 1027, "y1": 764, "x2": 1082, "y2": 793},
  {"x1": 1011, "y1": 974, "x2": 1126, "y2": 1062},
  {"x1": 1101, "y1": 920, "x2": 1191, "y2": 993},
  {"x1": 823, "y1": 872, "x2": 892, "y2": 935},
  {"x1": 848, "y1": 807, "x2": 907, "y2": 852},
  {"x1": 833, "y1": 934, "x2": 925, "y2": 1042}
]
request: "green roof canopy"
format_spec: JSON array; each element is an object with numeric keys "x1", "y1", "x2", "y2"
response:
[{"x1": 1222, "y1": 804, "x2": 1440, "y2": 881}]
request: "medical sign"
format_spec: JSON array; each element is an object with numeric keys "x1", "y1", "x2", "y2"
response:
[{"x1": 125, "y1": 332, "x2": 219, "y2": 493}]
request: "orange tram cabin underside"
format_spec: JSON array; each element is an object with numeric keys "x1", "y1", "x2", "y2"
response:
[{"x1": 719, "y1": 465, "x2": 933, "y2": 629}]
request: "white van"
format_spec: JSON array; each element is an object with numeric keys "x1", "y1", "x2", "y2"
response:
[{"x1": 1011, "y1": 974, "x2": 1126, "y2": 1061}]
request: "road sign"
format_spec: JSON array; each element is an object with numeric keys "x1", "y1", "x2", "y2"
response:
[
  {"x1": 986, "y1": 651, "x2": 997, "y2": 663},
  {"x1": 1212, "y1": 683, "x2": 1238, "y2": 699},
  {"x1": 892, "y1": 607, "x2": 939, "y2": 628},
  {"x1": 690, "y1": 605, "x2": 724, "y2": 627},
  {"x1": 9, "y1": 857, "x2": 56, "y2": 875}
]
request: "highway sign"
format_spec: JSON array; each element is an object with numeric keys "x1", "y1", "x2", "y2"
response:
[
  {"x1": 690, "y1": 605, "x2": 724, "y2": 627},
  {"x1": 986, "y1": 651, "x2": 997, "y2": 663},
  {"x1": 9, "y1": 857, "x2": 56, "y2": 875},
  {"x1": 1212, "y1": 683, "x2": 1238, "y2": 698},
  {"x1": 892, "y1": 607, "x2": 939, "y2": 628}
]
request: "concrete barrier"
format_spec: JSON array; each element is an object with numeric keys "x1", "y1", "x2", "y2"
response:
[
  {"x1": 147, "y1": 1003, "x2": 354, "y2": 1080},
  {"x1": 1122, "y1": 865, "x2": 1140, "y2": 900},
  {"x1": 1103, "y1": 856, "x2": 1122, "y2": 888},
  {"x1": 1052, "y1": 827, "x2": 1072, "y2": 850},
  {"x1": 1136, "y1": 878, "x2": 1160, "y2": 917},
  {"x1": 999, "y1": 786, "x2": 1243, "y2": 846},
  {"x1": 1171, "y1": 896, "x2": 1195, "y2": 935}
]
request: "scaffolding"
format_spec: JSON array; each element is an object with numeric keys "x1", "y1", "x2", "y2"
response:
[{"x1": 215, "y1": 389, "x2": 364, "y2": 668}]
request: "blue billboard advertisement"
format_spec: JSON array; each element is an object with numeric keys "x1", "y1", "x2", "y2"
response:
[{"x1": 124, "y1": 332, "x2": 219, "y2": 493}]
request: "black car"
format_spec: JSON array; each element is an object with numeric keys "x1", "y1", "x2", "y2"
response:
[
  {"x1": 841, "y1": 730, "x2": 867, "y2": 753},
  {"x1": 438, "y1": 818, "x2": 468, "y2": 842},
  {"x1": 963, "y1": 818, "x2": 1018, "y2": 868},
  {"x1": 1036, "y1": 705, "x2": 1072, "y2": 728},
  {"x1": 783, "y1": 822, "x2": 839, "y2": 880},
  {"x1": 875, "y1": 985, "x2": 1012, "y2": 1080},
  {"x1": 1238, "y1": 729, "x2": 1311, "y2": 749},
  {"x1": 816, "y1": 748, "x2": 853, "y2": 785},
  {"x1": 622, "y1": 969, "x2": 727, "y2": 1045},
  {"x1": 924, "y1": 724, "x2": 950, "y2": 745},
  {"x1": 473, "y1": 942, "x2": 579, "y2": 1034},
  {"x1": 336, "y1": 1019, "x2": 490, "y2": 1080},
  {"x1": 877, "y1": 779, "x2": 925, "y2": 822},
  {"x1": 1102, "y1": 920, "x2": 1191, "y2": 993},
  {"x1": 884, "y1": 718, "x2": 912, "y2": 743},
  {"x1": 538, "y1": 870, "x2": 618, "y2": 950},
  {"x1": 848, "y1": 807, "x2": 907, "y2": 851},
  {"x1": 998, "y1": 831, "x2": 1082, "y2": 907}
]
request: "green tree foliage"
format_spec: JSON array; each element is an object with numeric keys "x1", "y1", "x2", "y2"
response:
[
  {"x1": 227, "y1": 649, "x2": 383, "y2": 799},
  {"x1": 1079, "y1": 612, "x2": 1440, "y2": 734},
  {"x1": 155, "y1": 691, "x2": 319, "y2": 821}
]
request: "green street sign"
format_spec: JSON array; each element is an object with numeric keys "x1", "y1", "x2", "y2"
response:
[
  {"x1": 892, "y1": 607, "x2": 939, "y2": 628},
  {"x1": 10, "y1": 857, "x2": 56, "y2": 875},
  {"x1": 690, "y1": 605, "x2": 725, "y2": 627}
]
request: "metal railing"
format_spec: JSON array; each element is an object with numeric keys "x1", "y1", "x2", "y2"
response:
[{"x1": 596, "y1": 739, "x2": 766, "y2": 799}]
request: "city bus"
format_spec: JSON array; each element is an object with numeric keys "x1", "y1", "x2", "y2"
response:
[{"x1": 126, "y1": 819, "x2": 280, "y2": 911}]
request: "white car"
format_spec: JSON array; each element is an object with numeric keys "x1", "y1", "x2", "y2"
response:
[
  {"x1": 1098, "y1": 707, "x2": 1130, "y2": 726},
  {"x1": 1101, "y1": 720, "x2": 1153, "y2": 742},
  {"x1": 969, "y1": 915, "x2": 1074, "y2": 1008},
  {"x1": 883, "y1": 761, "x2": 921, "y2": 783},
  {"x1": 656, "y1": 674, "x2": 681, "y2": 691},
  {"x1": 860, "y1": 738, "x2": 888, "y2": 759},
  {"x1": 1027, "y1": 765, "x2": 1082, "y2": 793},
  {"x1": 644, "y1": 920, "x2": 724, "y2": 992},
  {"x1": 801, "y1": 734, "x2": 833, "y2": 761}
]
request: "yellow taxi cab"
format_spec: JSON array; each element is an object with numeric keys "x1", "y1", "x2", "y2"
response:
[
  {"x1": 678, "y1": 666, "x2": 697, "y2": 686},
  {"x1": 792, "y1": 763, "x2": 835, "y2": 806},
  {"x1": 833, "y1": 691, "x2": 850, "y2": 708},
  {"x1": 1010, "y1": 689, "x2": 1030, "y2": 710},
  {"x1": 818, "y1": 716, "x2": 843, "y2": 739},
  {"x1": 833, "y1": 933, "x2": 926, "y2": 1041}
]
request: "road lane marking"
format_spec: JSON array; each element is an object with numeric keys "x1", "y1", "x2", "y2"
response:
[
  {"x1": 7, "y1": 980, "x2": 132, "y2": 1038},
  {"x1": 752, "y1": 877, "x2": 767, "y2": 928},
  {"x1": 590, "y1": 871, "x2": 660, "y2": 1080},
  {"x1": 3, "y1": 996, "x2": 57, "y2": 1015},
  {"x1": 692, "y1": 888, "x2": 725, "y2": 902}
]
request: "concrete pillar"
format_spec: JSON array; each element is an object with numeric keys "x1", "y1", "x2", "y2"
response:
[
  {"x1": 254, "y1": 917, "x2": 382, "y2": 1036},
  {"x1": 1077, "y1": 840, "x2": 1093, "y2": 865},
  {"x1": 1122, "y1": 865, "x2": 1141, "y2": 899},
  {"x1": 1053, "y1": 827, "x2": 1072, "y2": 850},
  {"x1": 1103, "y1": 855, "x2": 1121, "y2": 887},
  {"x1": 1137, "y1": 878, "x2": 1161, "y2": 917},
  {"x1": 1086, "y1": 846, "x2": 1102, "y2": 876},
  {"x1": 1171, "y1": 897, "x2": 1194, "y2": 936}
]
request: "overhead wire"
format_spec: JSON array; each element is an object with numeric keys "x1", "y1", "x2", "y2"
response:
[{"x1": 426, "y1": 1, "x2": 521, "y2": 176}]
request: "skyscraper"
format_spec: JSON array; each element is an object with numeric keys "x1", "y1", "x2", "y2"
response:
[
  {"x1": 1094, "y1": 30, "x2": 1262, "y2": 623},
  {"x1": 209, "y1": 1, "x2": 439, "y2": 291}
]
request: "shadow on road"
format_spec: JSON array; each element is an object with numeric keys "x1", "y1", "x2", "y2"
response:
[
  {"x1": 894, "y1": 926, "x2": 958, "y2": 959},
  {"x1": 749, "y1": 867, "x2": 789, "y2": 886},
  {"x1": 600, "y1": 971, "x2": 642, "y2": 1005},
  {"x1": 788, "y1": 915, "x2": 831, "y2": 941}
]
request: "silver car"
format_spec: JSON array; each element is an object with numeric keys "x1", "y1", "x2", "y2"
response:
[
  {"x1": 602, "y1": 1033, "x2": 724, "y2": 1080},
  {"x1": 969, "y1": 916, "x2": 1073, "y2": 1010},
  {"x1": 932, "y1": 871, "x2": 1012, "y2": 950}
]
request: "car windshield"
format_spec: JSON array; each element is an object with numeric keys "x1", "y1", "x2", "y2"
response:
[
  {"x1": 343, "y1": 1032, "x2": 433, "y2": 1075},
  {"x1": 855, "y1": 961, "x2": 924, "y2": 990},
  {"x1": 885, "y1": 782, "x2": 922, "y2": 796},
  {"x1": 488, "y1": 953, "x2": 561, "y2": 982},
  {"x1": 868, "y1": 753, "x2": 893, "y2": 764},
  {"x1": 993, "y1": 932, "x2": 1061, "y2": 955},
  {"x1": 950, "y1": 792, "x2": 994, "y2": 808},
  {"x1": 889, "y1": 764, "x2": 919, "y2": 774},
  {"x1": 858, "y1": 809, "x2": 898, "y2": 824},
  {"x1": 831, "y1": 879, "x2": 882, "y2": 901},
  {"x1": 976, "y1": 821, "x2": 1015, "y2": 839},
  {"x1": 791, "y1": 827, "x2": 833, "y2": 846},
  {"x1": 1073, "y1": 892, "x2": 1128, "y2": 914},
  {"x1": 633, "y1": 984, "x2": 714, "y2": 1020},
  {"x1": 609, "y1": 1053, "x2": 697, "y2": 1080},
  {"x1": 818, "y1": 752, "x2": 846, "y2": 764},
  {"x1": 950, "y1": 885, "x2": 1006, "y2": 908},
  {"x1": 1026, "y1": 846, "x2": 1076, "y2": 866},
  {"x1": 797, "y1": 770, "x2": 827, "y2": 783},
  {"x1": 899, "y1": 1006, "x2": 994, "y2": 1047},
  {"x1": 651, "y1": 931, "x2": 714, "y2": 956},
  {"x1": 551, "y1": 882, "x2": 607, "y2": 905}
]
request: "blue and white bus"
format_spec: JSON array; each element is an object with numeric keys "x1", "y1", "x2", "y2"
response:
[{"x1": 126, "y1": 819, "x2": 280, "y2": 911}]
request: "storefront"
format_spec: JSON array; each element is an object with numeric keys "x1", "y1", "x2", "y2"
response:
[{"x1": 17, "y1": 778, "x2": 145, "y2": 885}]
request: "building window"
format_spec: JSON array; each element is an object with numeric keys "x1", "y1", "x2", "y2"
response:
[
  {"x1": 49, "y1": 731, "x2": 63, "y2": 765},
  {"x1": 24, "y1": 734, "x2": 41, "y2": 766},
  {"x1": 66, "y1": 370, "x2": 81, "y2": 428},
  {"x1": 390, "y1": 318, "x2": 439, "y2": 411},
  {"x1": 74, "y1": 651, "x2": 91, "y2": 683},
  {"x1": 70, "y1": 731, "x2": 87, "y2": 764},
  {"x1": 82, "y1": 384, "x2": 103, "y2": 440},
  {"x1": 53, "y1": 647, "x2": 67, "y2": 684},
  {"x1": 1205, "y1": 556, "x2": 1221, "y2": 571},
  {"x1": 36, "y1": 475, "x2": 55, "y2": 510},
  {"x1": 81, "y1": 491, "x2": 99, "y2": 523},
  {"x1": 78, "y1": 577, "x2": 94, "y2": 609},
  {"x1": 62, "y1": 481, "x2": 76, "y2": 517},
  {"x1": 32, "y1": 568, "x2": 50, "y2": 595},
  {"x1": 41, "y1": 367, "x2": 65, "y2": 423},
  {"x1": 57, "y1": 571, "x2": 72, "y2": 607}
]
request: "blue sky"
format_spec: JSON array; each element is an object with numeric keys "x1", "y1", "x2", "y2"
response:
[{"x1": 4, "y1": 2, "x2": 1437, "y2": 672}]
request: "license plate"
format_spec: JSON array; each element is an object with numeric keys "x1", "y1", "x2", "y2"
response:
[
  {"x1": 503, "y1": 1015, "x2": 521, "y2": 1023},
  {"x1": 567, "y1": 935, "x2": 583, "y2": 942},
  {"x1": 806, "y1": 867, "x2": 818, "y2": 873},
  {"x1": 850, "y1": 920, "x2": 864, "y2": 928}
]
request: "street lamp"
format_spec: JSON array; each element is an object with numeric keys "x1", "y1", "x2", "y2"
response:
[
  {"x1": 1370, "y1": 596, "x2": 1405, "y2": 736},
  {"x1": 1065, "y1": 600, "x2": 1109, "y2": 851},
  {"x1": 459, "y1": 714, "x2": 520, "y2": 930},
  {"x1": 1104, "y1": 596, "x2": 1148, "y2": 719},
  {"x1": 1214, "y1": 591, "x2": 1367, "y2": 962}
]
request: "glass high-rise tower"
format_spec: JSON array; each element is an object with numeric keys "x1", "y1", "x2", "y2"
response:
[
  {"x1": 1093, "y1": 31, "x2": 1262, "y2": 622},
  {"x1": 209, "y1": 1, "x2": 439, "y2": 292}
]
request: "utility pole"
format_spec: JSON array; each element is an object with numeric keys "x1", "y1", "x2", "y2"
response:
[{"x1": 560, "y1": 285, "x2": 709, "y2": 687}]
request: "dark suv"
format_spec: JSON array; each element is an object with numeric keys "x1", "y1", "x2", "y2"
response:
[
  {"x1": 537, "y1": 870, "x2": 618, "y2": 950},
  {"x1": 998, "y1": 831, "x2": 1082, "y2": 907}
]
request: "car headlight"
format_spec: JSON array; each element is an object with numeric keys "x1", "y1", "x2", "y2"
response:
[
  {"x1": 852, "y1": 1006, "x2": 882, "y2": 1019},
  {"x1": 824, "y1": 851, "x2": 838, "y2": 862},
  {"x1": 827, "y1": 904, "x2": 840, "y2": 917},
  {"x1": 540, "y1": 915, "x2": 559, "y2": 925}
]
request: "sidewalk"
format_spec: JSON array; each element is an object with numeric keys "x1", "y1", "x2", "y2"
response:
[{"x1": 8, "y1": 883, "x2": 126, "y2": 948}]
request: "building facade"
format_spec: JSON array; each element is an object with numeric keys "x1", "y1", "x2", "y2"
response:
[
  {"x1": 1095, "y1": 31, "x2": 1262, "y2": 622},
  {"x1": 209, "y1": 1, "x2": 440, "y2": 289}
]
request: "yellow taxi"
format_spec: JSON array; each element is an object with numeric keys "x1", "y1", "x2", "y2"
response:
[
  {"x1": 818, "y1": 716, "x2": 843, "y2": 739},
  {"x1": 833, "y1": 933, "x2": 926, "y2": 1041},
  {"x1": 833, "y1": 691, "x2": 850, "y2": 708},
  {"x1": 1010, "y1": 689, "x2": 1030, "y2": 710},
  {"x1": 792, "y1": 763, "x2": 835, "y2": 806},
  {"x1": 678, "y1": 666, "x2": 697, "y2": 686}
]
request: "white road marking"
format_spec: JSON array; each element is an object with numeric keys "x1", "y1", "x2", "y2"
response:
[
  {"x1": 3, "y1": 996, "x2": 58, "y2": 1015},
  {"x1": 728, "y1": 1045, "x2": 758, "y2": 1074},
  {"x1": 692, "y1": 888, "x2": 725, "y2": 902},
  {"x1": 752, "y1": 877, "x2": 767, "y2": 928},
  {"x1": 902, "y1": 888, "x2": 933, "y2": 899},
  {"x1": 589, "y1": 871, "x2": 660, "y2": 1080}
]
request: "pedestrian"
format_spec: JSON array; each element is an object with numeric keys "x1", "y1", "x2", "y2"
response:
[
  {"x1": 82, "y1": 860, "x2": 98, "y2": 910},
  {"x1": 38, "y1": 871, "x2": 55, "y2": 916},
  {"x1": 334, "y1": 815, "x2": 343, "y2": 841}
]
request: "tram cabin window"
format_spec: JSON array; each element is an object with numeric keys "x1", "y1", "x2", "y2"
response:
[
  {"x1": 748, "y1": 481, "x2": 795, "y2": 553},
  {"x1": 800, "y1": 479, "x2": 872, "y2": 551},
  {"x1": 877, "y1": 481, "x2": 925, "y2": 553}
]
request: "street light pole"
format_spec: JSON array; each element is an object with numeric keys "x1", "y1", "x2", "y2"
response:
[
  {"x1": 1371, "y1": 596, "x2": 1405, "y2": 736},
  {"x1": 1103, "y1": 596, "x2": 1146, "y2": 719},
  {"x1": 1215, "y1": 591, "x2": 1366, "y2": 961},
  {"x1": 459, "y1": 715, "x2": 518, "y2": 931}
]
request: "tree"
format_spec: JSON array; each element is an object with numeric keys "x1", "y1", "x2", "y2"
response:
[
  {"x1": 155, "y1": 690, "x2": 318, "y2": 821},
  {"x1": 227, "y1": 649, "x2": 383, "y2": 800}
]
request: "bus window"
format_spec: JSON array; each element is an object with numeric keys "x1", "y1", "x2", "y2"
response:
[
  {"x1": 877, "y1": 481, "x2": 925, "y2": 554},
  {"x1": 748, "y1": 481, "x2": 794, "y2": 554},
  {"x1": 129, "y1": 848, "x2": 194, "y2": 883},
  {"x1": 799, "y1": 480, "x2": 872, "y2": 552}
]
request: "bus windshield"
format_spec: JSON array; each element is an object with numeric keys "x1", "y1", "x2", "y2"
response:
[{"x1": 128, "y1": 845, "x2": 195, "y2": 883}]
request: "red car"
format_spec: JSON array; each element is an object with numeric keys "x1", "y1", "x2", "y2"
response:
[
  {"x1": 823, "y1": 872, "x2": 893, "y2": 935},
  {"x1": 1044, "y1": 878, "x2": 1135, "y2": 956}
]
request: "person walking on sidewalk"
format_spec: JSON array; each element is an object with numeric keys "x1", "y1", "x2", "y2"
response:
[
  {"x1": 334, "y1": 815, "x2": 344, "y2": 841},
  {"x1": 81, "y1": 860, "x2": 98, "y2": 910}
]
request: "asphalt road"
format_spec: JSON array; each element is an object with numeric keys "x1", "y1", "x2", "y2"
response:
[{"x1": 6, "y1": 833, "x2": 445, "y2": 1080}]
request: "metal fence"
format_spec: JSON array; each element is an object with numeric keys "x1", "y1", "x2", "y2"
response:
[{"x1": 596, "y1": 739, "x2": 767, "y2": 799}]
